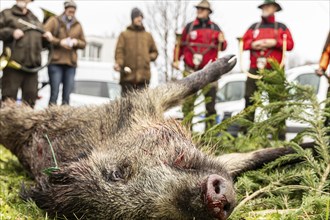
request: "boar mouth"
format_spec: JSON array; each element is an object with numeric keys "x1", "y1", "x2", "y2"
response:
[
  {"x1": 205, "y1": 193, "x2": 229, "y2": 220},
  {"x1": 201, "y1": 174, "x2": 232, "y2": 220}
]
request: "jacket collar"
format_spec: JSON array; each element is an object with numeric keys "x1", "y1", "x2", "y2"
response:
[
  {"x1": 59, "y1": 13, "x2": 78, "y2": 25},
  {"x1": 193, "y1": 17, "x2": 212, "y2": 26},
  {"x1": 11, "y1": 5, "x2": 30, "y2": 16},
  {"x1": 127, "y1": 24, "x2": 145, "y2": 32},
  {"x1": 261, "y1": 14, "x2": 275, "y2": 23}
]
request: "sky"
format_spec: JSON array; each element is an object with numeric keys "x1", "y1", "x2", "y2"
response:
[{"x1": 1, "y1": 0, "x2": 330, "y2": 68}]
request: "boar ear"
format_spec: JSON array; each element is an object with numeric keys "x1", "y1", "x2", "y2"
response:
[
  {"x1": 20, "y1": 170, "x2": 81, "y2": 218},
  {"x1": 152, "y1": 55, "x2": 236, "y2": 111},
  {"x1": 20, "y1": 170, "x2": 73, "y2": 201},
  {"x1": 218, "y1": 142, "x2": 314, "y2": 177},
  {"x1": 20, "y1": 181, "x2": 55, "y2": 212}
]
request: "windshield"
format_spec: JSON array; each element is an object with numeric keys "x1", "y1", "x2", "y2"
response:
[
  {"x1": 294, "y1": 73, "x2": 320, "y2": 94},
  {"x1": 217, "y1": 81, "x2": 246, "y2": 102}
]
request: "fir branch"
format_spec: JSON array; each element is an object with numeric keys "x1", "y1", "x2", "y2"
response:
[
  {"x1": 233, "y1": 181, "x2": 280, "y2": 212},
  {"x1": 318, "y1": 163, "x2": 330, "y2": 193},
  {"x1": 192, "y1": 59, "x2": 330, "y2": 218},
  {"x1": 247, "y1": 208, "x2": 299, "y2": 216}
]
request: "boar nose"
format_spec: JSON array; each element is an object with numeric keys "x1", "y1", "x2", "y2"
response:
[{"x1": 202, "y1": 174, "x2": 232, "y2": 220}]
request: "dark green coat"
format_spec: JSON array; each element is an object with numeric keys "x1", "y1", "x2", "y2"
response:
[
  {"x1": 0, "y1": 5, "x2": 44, "y2": 68},
  {"x1": 115, "y1": 24, "x2": 158, "y2": 84}
]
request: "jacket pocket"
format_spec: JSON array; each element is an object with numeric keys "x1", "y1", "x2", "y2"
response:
[
  {"x1": 71, "y1": 51, "x2": 77, "y2": 65},
  {"x1": 11, "y1": 39, "x2": 26, "y2": 64},
  {"x1": 120, "y1": 70, "x2": 135, "y2": 82},
  {"x1": 51, "y1": 50, "x2": 60, "y2": 61}
]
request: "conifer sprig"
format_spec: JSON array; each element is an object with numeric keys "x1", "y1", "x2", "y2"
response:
[{"x1": 194, "y1": 60, "x2": 329, "y2": 219}]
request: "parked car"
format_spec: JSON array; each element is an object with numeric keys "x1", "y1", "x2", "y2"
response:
[
  {"x1": 35, "y1": 61, "x2": 121, "y2": 109},
  {"x1": 284, "y1": 64, "x2": 328, "y2": 137}
]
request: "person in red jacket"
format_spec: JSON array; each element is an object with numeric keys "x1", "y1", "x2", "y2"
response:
[
  {"x1": 242, "y1": 0, "x2": 294, "y2": 122},
  {"x1": 316, "y1": 31, "x2": 330, "y2": 127},
  {"x1": 173, "y1": 0, "x2": 227, "y2": 129}
]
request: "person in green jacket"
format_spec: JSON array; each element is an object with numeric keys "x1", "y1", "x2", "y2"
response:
[
  {"x1": 114, "y1": 8, "x2": 158, "y2": 96},
  {"x1": 0, "y1": 0, "x2": 52, "y2": 107}
]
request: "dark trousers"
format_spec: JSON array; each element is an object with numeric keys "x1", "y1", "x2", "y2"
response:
[
  {"x1": 120, "y1": 81, "x2": 148, "y2": 97},
  {"x1": 1, "y1": 67, "x2": 38, "y2": 107},
  {"x1": 244, "y1": 67, "x2": 285, "y2": 140},
  {"x1": 48, "y1": 64, "x2": 76, "y2": 105},
  {"x1": 183, "y1": 84, "x2": 217, "y2": 130},
  {"x1": 244, "y1": 68, "x2": 259, "y2": 121}
]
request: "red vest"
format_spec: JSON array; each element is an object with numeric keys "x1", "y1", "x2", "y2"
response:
[
  {"x1": 176, "y1": 18, "x2": 227, "y2": 70},
  {"x1": 242, "y1": 15, "x2": 294, "y2": 69}
]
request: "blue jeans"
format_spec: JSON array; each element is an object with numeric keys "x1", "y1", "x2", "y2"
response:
[{"x1": 48, "y1": 64, "x2": 76, "y2": 105}]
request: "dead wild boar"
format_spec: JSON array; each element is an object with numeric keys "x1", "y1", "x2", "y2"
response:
[{"x1": 0, "y1": 55, "x2": 302, "y2": 220}]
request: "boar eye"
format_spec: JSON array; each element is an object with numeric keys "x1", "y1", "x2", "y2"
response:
[
  {"x1": 111, "y1": 170, "x2": 123, "y2": 181},
  {"x1": 102, "y1": 169, "x2": 123, "y2": 182}
]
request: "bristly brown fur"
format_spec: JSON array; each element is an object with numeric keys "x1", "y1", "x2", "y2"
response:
[{"x1": 2, "y1": 55, "x2": 306, "y2": 219}]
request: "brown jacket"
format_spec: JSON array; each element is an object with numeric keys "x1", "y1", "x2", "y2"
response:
[
  {"x1": 0, "y1": 5, "x2": 44, "y2": 68},
  {"x1": 115, "y1": 24, "x2": 158, "y2": 84},
  {"x1": 44, "y1": 14, "x2": 86, "y2": 67}
]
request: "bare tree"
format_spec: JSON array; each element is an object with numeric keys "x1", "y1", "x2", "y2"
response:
[{"x1": 145, "y1": 0, "x2": 190, "y2": 82}]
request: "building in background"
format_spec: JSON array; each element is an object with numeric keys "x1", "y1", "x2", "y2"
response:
[{"x1": 79, "y1": 35, "x2": 116, "y2": 63}]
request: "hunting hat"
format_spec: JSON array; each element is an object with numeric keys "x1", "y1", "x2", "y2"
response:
[
  {"x1": 195, "y1": 0, "x2": 212, "y2": 14},
  {"x1": 258, "y1": 0, "x2": 282, "y2": 12},
  {"x1": 64, "y1": 0, "x2": 77, "y2": 9},
  {"x1": 131, "y1": 7, "x2": 144, "y2": 21}
]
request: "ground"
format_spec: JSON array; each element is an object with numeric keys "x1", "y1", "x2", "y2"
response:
[
  {"x1": 1, "y1": 143, "x2": 329, "y2": 220},
  {"x1": 0, "y1": 145, "x2": 47, "y2": 220}
]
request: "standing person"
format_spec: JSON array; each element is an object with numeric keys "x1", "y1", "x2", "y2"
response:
[
  {"x1": 316, "y1": 31, "x2": 330, "y2": 77},
  {"x1": 316, "y1": 31, "x2": 330, "y2": 127},
  {"x1": 173, "y1": 0, "x2": 227, "y2": 129},
  {"x1": 44, "y1": 0, "x2": 86, "y2": 105},
  {"x1": 242, "y1": 0, "x2": 294, "y2": 121},
  {"x1": 0, "y1": 0, "x2": 53, "y2": 108},
  {"x1": 114, "y1": 7, "x2": 158, "y2": 96}
]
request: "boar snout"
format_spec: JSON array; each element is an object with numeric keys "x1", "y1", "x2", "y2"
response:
[{"x1": 202, "y1": 174, "x2": 235, "y2": 220}]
